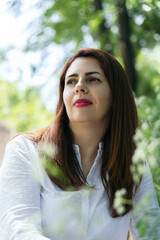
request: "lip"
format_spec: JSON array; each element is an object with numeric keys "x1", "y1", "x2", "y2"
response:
[{"x1": 74, "y1": 98, "x2": 92, "y2": 108}]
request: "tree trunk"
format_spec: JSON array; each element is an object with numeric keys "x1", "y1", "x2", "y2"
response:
[
  {"x1": 116, "y1": 0, "x2": 137, "y2": 92},
  {"x1": 93, "y1": 0, "x2": 113, "y2": 54}
]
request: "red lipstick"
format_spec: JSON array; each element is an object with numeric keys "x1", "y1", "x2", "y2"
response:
[{"x1": 74, "y1": 99, "x2": 92, "y2": 108}]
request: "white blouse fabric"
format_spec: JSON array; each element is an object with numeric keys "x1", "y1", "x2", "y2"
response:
[{"x1": 0, "y1": 135, "x2": 160, "y2": 240}]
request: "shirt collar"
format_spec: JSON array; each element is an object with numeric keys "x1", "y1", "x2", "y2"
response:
[{"x1": 73, "y1": 142, "x2": 104, "y2": 186}]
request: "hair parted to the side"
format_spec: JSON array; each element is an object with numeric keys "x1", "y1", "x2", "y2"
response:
[{"x1": 28, "y1": 48, "x2": 139, "y2": 217}]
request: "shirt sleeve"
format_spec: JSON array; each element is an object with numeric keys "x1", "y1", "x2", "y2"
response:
[
  {"x1": 129, "y1": 160, "x2": 160, "y2": 240},
  {"x1": 0, "y1": 135, "x2": 51, "y2": 240}
]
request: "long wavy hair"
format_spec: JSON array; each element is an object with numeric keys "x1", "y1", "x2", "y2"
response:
[{"x1": 29, "y1": 48, "x2": 139, "y2": 217}]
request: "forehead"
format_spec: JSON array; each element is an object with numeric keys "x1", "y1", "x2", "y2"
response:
[{"x1": 65, "y1": 57, "x2": 104, "y2": 77}]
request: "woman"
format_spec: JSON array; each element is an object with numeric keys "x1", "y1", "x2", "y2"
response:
[{"x1": 0, "y1": 48, "x2": 159, "y2": 240}]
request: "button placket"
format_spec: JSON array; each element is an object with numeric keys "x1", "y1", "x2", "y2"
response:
[{"x1": 80, "y1": 189, "x2": 90, "y2": 236}]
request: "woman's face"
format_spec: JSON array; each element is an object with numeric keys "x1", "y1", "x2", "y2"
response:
[{"x1": 63, "y1": 57, "x2": 112, "y2": 125}]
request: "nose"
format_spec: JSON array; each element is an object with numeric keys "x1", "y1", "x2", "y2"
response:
[{"x1": 74, "y1": 81, "x2": 88, "y2": 94}]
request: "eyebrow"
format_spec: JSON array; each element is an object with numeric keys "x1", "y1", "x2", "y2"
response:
[{"x1": 66, "y1": 71, "x2": 102, "y2": 78}]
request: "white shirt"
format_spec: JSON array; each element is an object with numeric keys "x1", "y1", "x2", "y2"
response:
[{"x1": 0, "y1": 135, "x2": 160, "y2": 240}]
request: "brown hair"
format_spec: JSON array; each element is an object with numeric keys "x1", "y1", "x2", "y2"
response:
[{"x1": 29, "y1": 48, "x2": 139, "y2": 217}]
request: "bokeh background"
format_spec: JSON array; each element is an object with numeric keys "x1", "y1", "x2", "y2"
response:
[{"x1": 0, "y1": 0, "x2": 160, "y2": 238}]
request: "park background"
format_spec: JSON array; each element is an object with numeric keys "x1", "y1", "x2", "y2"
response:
[{"x1": 0, "y1": 0, "x2": 160, "y2": 239}]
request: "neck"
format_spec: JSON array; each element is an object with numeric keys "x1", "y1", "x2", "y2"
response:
[{"x1": 70, "y1": 121, "x2": 108, "y2": 177}]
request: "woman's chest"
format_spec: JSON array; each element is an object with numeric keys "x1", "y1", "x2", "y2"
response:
[{"x1": 40, "y1": 185, "x2": 131, "y2": 240}]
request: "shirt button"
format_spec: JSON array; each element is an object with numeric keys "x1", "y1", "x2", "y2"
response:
[{"x1": 88, "y1": 176, "x2": 91, "y2": 181}]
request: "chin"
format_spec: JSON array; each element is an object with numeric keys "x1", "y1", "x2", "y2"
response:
[{"x1": 71, "y1": 117, "x2": 97, "y2": 124}]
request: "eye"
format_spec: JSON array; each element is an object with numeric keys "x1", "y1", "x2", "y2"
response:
[
  {"x1": 66, "y1": 79, "x2": 76, "y2": 85},
  {"x1": 89, "y1": 77, "x2": 100, "y2": 83}
]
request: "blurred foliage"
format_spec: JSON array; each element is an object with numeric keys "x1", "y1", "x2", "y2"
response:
[
  {"x1": 114, "y1": 87, "x2": 160, "y2": 238},
  {"x1": 7, "y1": 0, "x2": 160, "y2": 96},
  {"x1": 136, "y1": 46, "x2": 160, "y2": 96},
  {"x1": 21, "y1": 0, "x2": 160, "y2": 52},
  {"x1": 127, "y1": 0, "x2": 160, "y2": 50},
  {"x1": 0, "y1": 78, "x2": 53, "y2": 133},
  {"x1": 136, "y1": 86, "x2": 160, "y2": 202},
  {"x1": 128, "y1": 87, "x2": 160, "y2": 238}
]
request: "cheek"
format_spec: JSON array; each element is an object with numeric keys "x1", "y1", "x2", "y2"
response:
[
  {"x1": 63, "y1": 89, "x2": 72, "y2": 109},
  {"x1": 97, "y1": 88, "x2": 111, "y2": 100},
  {"x1": 98, "y1": 89, "x2": 112, "y2": 109},
  {"x1": 63, "y1": 91, "x2": 67, "y2": 109}
]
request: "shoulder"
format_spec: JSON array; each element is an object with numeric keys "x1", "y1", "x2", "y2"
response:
[
  {"x1": 3, "y1": 134, "x2": 38, "y2": 166},
  {"x1": 6, "y1": 134, "x2": 37, "y2": 153},
  {"x1": 137, "y1": 160, "x2": 154, "y2": 191},
  {"x1": 1, "y1": 135, "x2": 46, "y2": 182},
  {"x1": 133, "y1": 159, "x2": 159, "y2": 207}
]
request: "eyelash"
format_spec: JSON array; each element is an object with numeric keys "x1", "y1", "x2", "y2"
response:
[
  {"x1": 66, "y1": 78, "x2": 100, "y2": 85},
  {"x1": 66, "y1": 79, "x2": 76, "y2": 85},
  {"x1": 89, "y1": 78, "x2": 100, "y2": 82}
]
